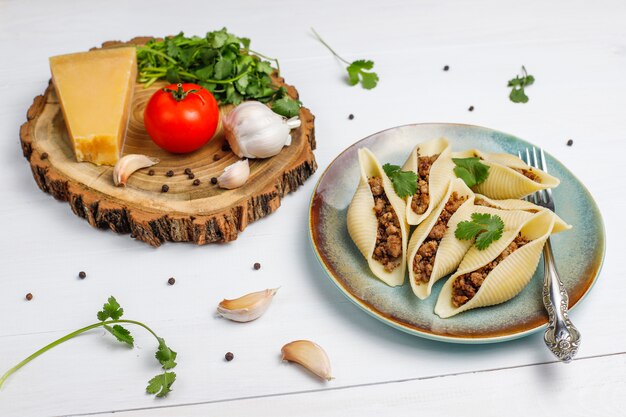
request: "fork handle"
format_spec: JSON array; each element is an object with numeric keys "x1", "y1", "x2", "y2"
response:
[{"x1": 542, "y1": 239, "x2": 581, "y2": 362}]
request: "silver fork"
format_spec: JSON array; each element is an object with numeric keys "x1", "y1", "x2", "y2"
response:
[{"x1": 519, "y1": 147, "x2": 581, "y2": 363}]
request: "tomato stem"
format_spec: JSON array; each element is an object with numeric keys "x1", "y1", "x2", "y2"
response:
[{"x1": 162, "y1": 83, "x2": 205, "y2": 104}]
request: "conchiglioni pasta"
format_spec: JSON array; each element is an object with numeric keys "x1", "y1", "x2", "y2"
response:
[
  {"x1": 347, "y1": 148, "x2": 409, "y2": 286},
  {"x1": 474, "y1": 194, "x2": 572, "y2": 233},
  {"x1": 406, "y1": 178, "x2": 475, "y2": 299},
  {"x1": 434, "y1": 210, "x2": 557, "y2": 318},
  {"x1": 452, "y1": 149, "x2": 559, "y2": 199},
  {"x1": 401, "y1": 138, "x2": 455, "y2": 226}
]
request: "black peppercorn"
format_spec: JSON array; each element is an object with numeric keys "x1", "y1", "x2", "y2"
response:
[
  {"x1": 567, "y1": 139, "x2": 573, "y2": 146},
  {"x1": 225, "y1": 352, "x2": 234, "y2": 361},
  {"x1": 184, "y1": 168, "x2": 192, "y2": 175},
  {"x1": 148, "y1": 169, "x2": 155, "y2": 176},
  {"x1": 26, "y1": 293, "x2": 33, "y2": 301},
  {"x1": 443, "y1": 65, "x2": 449, "y2": 71},
  {"x1": 213, "y1": 154, "x2": 221, "y2": 161},
  {"x1": 168, "y1": 277, "x2": 176, "y2": 285},
  {"x1": 166, "y1": 170, "x2": 174, "y2": 177},
  {"x1": 41, "y1": 152, "x2": 48, "y2": 160},
  {"x1": 78, "y1": 271, "x2": 86, "y2": 279},
  {"x1": 211, "y1": 177, "x2": 218, "y2": 185},
  {"x1": 253, "y1": 262, "x2": 261, "y2": 270},
  {"x1": 161, "y1": 184, "x2": 169, "y2": 193},
  {"x1": 222, "y1": 143, "x2": 231, "y2": 152},
  {"x1": 188, "y1": 173, "x2": 195, "y2": 179},
  {"x1": 468, "y1": 106, "x2": 474, "y2": 112},
  {"x1": 193, "y1": 179, "x2": 201, "y2": 186},
  {"x1": 348, "y1": 114, "x2": 354, "y2": 120}
]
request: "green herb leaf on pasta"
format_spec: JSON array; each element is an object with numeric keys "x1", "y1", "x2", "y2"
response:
[
  {"x1": 452, "y1": 157, "x2": 490, "y2": 188},
  {"x1": 382, "y1": 163, "x2": 418, "y2": 198},
  {"x1": 455, "y1": 213, "x2": 504, "y2": 250}
]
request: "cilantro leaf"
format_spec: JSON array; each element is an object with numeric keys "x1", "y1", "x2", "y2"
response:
[
  {"x1": 271, "y1": 96, "x2": 302, "y2": 118},
  {"x1": 311, "y1": 28, "x2": 379, "y2": 89},
  {"x1": 104, "y1": 324, "x2": 134, "y2": 347},
  {"x1": 508, "y1": 66, "x2": 534, "y2": 103},
  {"x1": 455, "y1": 213, "x2": 504, "y2": 250},
  {"x1": 346, "y1": 60, "x2": 379, "y2": 89},
  {"x1": 382, "y1": 163, "x2": 418, "y2": 198},
  {"x1": 146, "y1": 372, "x2": 176, "y2": 398},
  {"x1": 97, "y1": 296, "x2": 124, "y2": 321},
  {"x1": 156, "y1": 338, "x2": 178, "y2": 370},
  {"x1": 452, "y1": 157, "x2": 490, "y2": 188}
]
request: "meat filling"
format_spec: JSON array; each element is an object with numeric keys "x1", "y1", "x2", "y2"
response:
[
  {"x1": 451, "y1": 234, "x2": 530, "y2": 307},
  {"x1": 410, "y1": 153, "x2": 440, "y2": 215},
  {"x1": 514, "y1": 168, "x2": 540, "y2": 182},
  {"x1": 412, "y1": 192, "x2": 468, "y2": 284},
  {"x1": 369, "y1": 177, "x2": 402, "y2": 272},
  {"x1": 474, "y1": 198, "x2": 499, "y2": 209}
]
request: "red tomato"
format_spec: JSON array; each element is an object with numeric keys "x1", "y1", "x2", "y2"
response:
[{"x1": 144, "y1": 83, "x2": 219, "y2": 153}]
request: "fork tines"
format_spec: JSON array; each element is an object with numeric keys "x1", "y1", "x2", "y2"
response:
[{"x1": 518, "y1": 146, "x2": 553, "y2": 208}]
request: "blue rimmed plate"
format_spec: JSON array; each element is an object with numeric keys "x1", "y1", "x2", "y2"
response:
[{"x1": 309, "y1": 123, "x2": 605, "y2": 343}]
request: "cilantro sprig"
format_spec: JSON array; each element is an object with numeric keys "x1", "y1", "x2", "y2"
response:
[
  {"x1": 508, "y1": 66, "x2": 535, "y2": 103},
  {"x1": 0, "y1": 296, "x2": 177, "y2": 398},
  {"x1": 136, "y1": 28, "x2": 301, "y2": 117},
  {"x1": 311, "y1": 28, "x2": 379, "y2": 89},
  {"x1": 455, "y1": 213, "x2": 504, "y2": 250},
  {"x1": 452, "y1": 157, "x2": 490, "y2": 188},
  {"x1": 382, "y1": 163, "x2": 418, "y2": 198}
]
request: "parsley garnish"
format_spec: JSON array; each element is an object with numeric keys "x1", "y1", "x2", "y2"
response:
[
  {"x1": 136, "y1": 28, "x2": 301, "y2": 117},
  {"x1": 508, "y1": 66, "x2": 535, "y2": 103},
  {"x1": 452, "y1": 157, "x2": 490, "y2": 188},
  {"x1": 0, "y1": 296, "x2": 178, "y2": 398},
  {"x1": 455, "y1": 213, "x2": 505, "y2": 250},
  {"x1": 382, "y1": 163, "x2": 418, "y2": 198},
  {"x1": 311, "y1": 28, "x2": 379, "y2": 89}
]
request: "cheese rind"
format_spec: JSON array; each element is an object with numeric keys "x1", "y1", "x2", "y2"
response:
[{"x1": 49, "y1": 47, "x2": 137, "y2": 166}]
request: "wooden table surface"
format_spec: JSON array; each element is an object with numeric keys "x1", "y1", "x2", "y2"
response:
[{"x1": 1, "y1": 0, "x2": 625, "y2": 415}]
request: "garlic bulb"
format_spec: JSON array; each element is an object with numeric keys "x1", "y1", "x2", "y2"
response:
[
  {"x1": 223, "y1": 101, "x2": 301, "y2": 159},
  {"x1": 217, "y1": 288, "x2": 279, "y2": 322},
  {"x1": 217, "y1": 159, "x2": 250, "y2": 189},
  {"x1": 281, "y1": 340, "x2": 333, "y2": 381}
]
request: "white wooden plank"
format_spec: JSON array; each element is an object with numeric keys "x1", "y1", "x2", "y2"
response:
[
  {"x1": 73, "y1": 353, "x2": 626, "y2": 417},
  {"x1": 0, "y1": 0, "x2": 624, "y2": 416}
]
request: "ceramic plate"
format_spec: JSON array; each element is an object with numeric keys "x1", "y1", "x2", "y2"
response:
[{"x1": 309, "y1": 124, "x2": 605, "y2": 343}]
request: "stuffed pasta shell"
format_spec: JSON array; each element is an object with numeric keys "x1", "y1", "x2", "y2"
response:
[
  {"x1": 474, "y1": 194, "x2": 572, "y2": 233},
  {"x1": 347, "y1": 148, "x2": 409, "y2": 286},
  {"x1": 434, "y1": 210, "x2": 557, "y2": 318},
  {"x1": 453, "y1": 149, "x2": 559, "y2": 199},
  {"x1": 406, "y1": 178, "x2": 476, "y2": 299},
  {"x1": 401, "y1": 138, "x2": 455, "y2": 225}
]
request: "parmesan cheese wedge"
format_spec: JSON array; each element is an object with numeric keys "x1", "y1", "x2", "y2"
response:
[{"x1": 49, "y1": 47, "x2": 137, "y2": 166}]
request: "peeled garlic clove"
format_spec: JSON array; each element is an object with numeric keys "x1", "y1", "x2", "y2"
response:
[
  {"x1": 113, "y1": 154, "x2": 159, "y2": 186},
  {"x1": 217, "y1": 288, "x2": 278, "y2": 322},
  {"x1": 223, "y1": 101, "x2": 301, "y2": 159},
  {"x1": 217, "y1": 159, "x2": 250, "y2": 189},
  {"x1": 281, "y1": 340, "x2": 333, "y2": 381}
]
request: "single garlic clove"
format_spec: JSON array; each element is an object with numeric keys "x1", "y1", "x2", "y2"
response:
[
  {"x1": 281, "y1": 340, "x2": 333, "y2": 381},
  {"x1": 217, "y1": 159, "x2": 250, "y2": 189},
  {"x1": 217, "y1": 288, "x2": 278, "y2": 322},
  {"x1": 113, "y1": 154, "x2": 160, "y2": 187}
]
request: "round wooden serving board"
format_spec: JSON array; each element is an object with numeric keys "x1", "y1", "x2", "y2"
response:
[{"x1": 20, "y1": 37, "x2": 317, "y2": 246}]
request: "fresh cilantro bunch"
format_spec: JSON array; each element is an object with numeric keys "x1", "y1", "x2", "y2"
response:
[
  {"x1": 0, "y1": 296, "x2": 177, "y2": 398},
  {"x1": 383, "y1": 163, "x2": 418, "y2": 198},
  {"x1": 508, "y1": 66, "x2": 535, "y2": 103},
  {"x1": 311, "y1": 28, "x2": 379, "y2": 89},
  {"x1": 452, "y1": 157, "x2": 490, "y2": 188},
  {"x1": 455, "y1": 213, "x2": 504, "y2": 250},
  {"x1": 136, "y1": 28, "x2": 301, "y2": 117}
]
